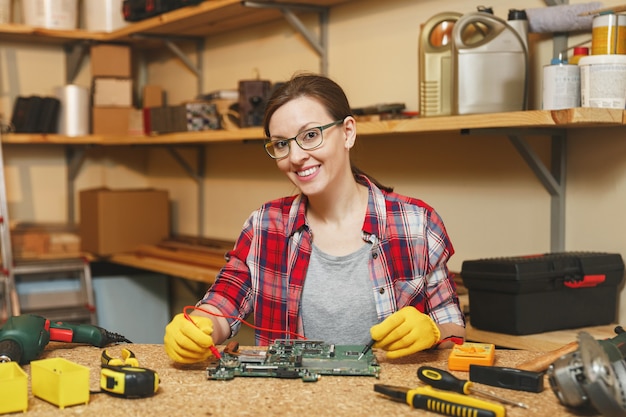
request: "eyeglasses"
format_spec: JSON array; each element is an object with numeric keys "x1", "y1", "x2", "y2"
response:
[{"x1": 264, "y1": 119, "x2": 344, "y2": 160}]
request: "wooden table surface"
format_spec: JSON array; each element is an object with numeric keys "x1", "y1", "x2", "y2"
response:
[{"x1": 10, "y1": 342, "x2": 604, "y2": 416}]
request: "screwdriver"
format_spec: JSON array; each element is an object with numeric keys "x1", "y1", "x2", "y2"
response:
[
  {"x1": 417, "y1": 365, "x2": 529, "y2": 409},
  {"x1": 374, "y1": 384, "x2": 506, "y2": 417}
]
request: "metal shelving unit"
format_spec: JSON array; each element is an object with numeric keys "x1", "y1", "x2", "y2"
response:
[{"x1": 0, "y1": 132, "x2": 96, "y2": 323}]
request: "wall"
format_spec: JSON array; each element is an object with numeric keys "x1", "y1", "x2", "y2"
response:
[{"x1": 1, "y1": 0, "x2": 625, "y2": 324}]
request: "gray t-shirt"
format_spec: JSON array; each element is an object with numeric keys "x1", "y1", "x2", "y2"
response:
[{"x1": 300, "y1": 243, "x2": 379, "y2": 345}]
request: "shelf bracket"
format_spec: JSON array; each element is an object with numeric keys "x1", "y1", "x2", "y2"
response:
[
  {"x1": 508, "y1": 132, "x2": 566, "y2": 252},
  {"x1": 242, "y1": 1, "x2": 330, "y2": 75},
  {"x1": 65, "y1": 146, "x2": 88, "y2": 226},
  {"x1": 163, "y1": 38, "x2": 205, "y2": 95},
  {"x1": 64, "y1": 41, "x2": 91, "y2": 84},
  {"x1": 466, "y1": 128, "x2": 567, "y2": 252},
  {"x1": 165, "y1": 146, "x2": 206, "y2": 236},
  {"x1": 544, "y1": 0, "x2": 569, "y2": 60},
  {"x1": 132, "y1": 34, "x2": 205, "y2": 97}
]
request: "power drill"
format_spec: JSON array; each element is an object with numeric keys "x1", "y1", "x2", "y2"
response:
[{"x1": 0, "y1": 314, "x2": 132, "y2": 364}]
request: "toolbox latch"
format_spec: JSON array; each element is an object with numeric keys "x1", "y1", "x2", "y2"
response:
[{"x1": 564, "y1": 274, "x2": 606, "y2": 288}]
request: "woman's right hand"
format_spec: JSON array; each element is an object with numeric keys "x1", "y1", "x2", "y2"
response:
[{"x1": 163, "y1": 313, "x2": 216, "y2": 363}]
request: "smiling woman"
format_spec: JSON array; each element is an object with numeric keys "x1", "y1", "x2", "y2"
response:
[{"x1": 163, "y1": 73, "x2": 466, "y2": 364}]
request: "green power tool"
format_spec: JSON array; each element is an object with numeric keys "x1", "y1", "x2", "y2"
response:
[{"x1": 0, "y1": 314, "x2": 131, "y2": 364}]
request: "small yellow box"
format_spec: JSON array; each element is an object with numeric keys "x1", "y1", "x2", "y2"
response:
[
  {"x1": 0, "y1": 362, "x2": 28, "y2": 414},
  {"x1": 31, "y1": 358, "x2": 90, "y2": 409},
  {"x1": 448, "y1": 342, "x2": 495, "y2": 372}
]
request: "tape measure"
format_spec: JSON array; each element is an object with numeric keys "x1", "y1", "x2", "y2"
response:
[
  {"x1": 100, "y1": 348, "x2": 159, "y2": 398},
  {"x1": 101, "y1": 365, "x2": 159, "y2": 398}
]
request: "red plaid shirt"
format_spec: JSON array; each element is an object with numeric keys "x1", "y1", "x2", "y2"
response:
[{"x1": 200, "y1": 176, "x2": 464, "y2": 345}]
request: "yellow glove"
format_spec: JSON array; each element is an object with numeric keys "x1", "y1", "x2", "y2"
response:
[
  {"x1": 370, "y1": 306, "x2": 441, "y2": 359},
  {"x1": 164, "y1": 313, "x2": 216, "y2": 364}
]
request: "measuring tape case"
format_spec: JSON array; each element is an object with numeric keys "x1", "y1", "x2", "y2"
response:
[{"x1": 460, "y1": 252, "x2": 624, "y2": 335}]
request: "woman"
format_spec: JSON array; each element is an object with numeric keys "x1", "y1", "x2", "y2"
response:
[{"x1": 164, "y1": 73, "x2": 465, "y2": 363}]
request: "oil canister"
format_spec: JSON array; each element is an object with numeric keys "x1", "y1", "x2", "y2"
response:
[
  {"x1": 452, "y1": 11, "x2": 528, "y2": 114},
  {"x1": 418, "y1": 11, "x2": 462, "y2": 117}
]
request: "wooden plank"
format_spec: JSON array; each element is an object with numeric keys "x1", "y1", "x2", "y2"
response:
[
  {"x1": 134, "y1": 244, "x2": 227, "y2": 270},
  {"x1": 2, "y1": 108, "x2": 624, "y2": 146},
  {"x1": 165, "y1": 235, "x2": 235, "y2": 250},
  {"x1": 110, "y1": 252, "x2": 219, "y2": 284},
  {"x1": 104, "y1": 0, "x2": 352, "y2": 41},
  {"x1": 363, "y1": 108, "x2": 626, "y2": 135},
  {"x1": 0, "y1": 0, "x2": 352, "y2": 44},
  {"x1": 466, "y1": 321, "x2": 620, "y2": 351},
  {"x1": 157, "y1": 241, "x2": 231, "y2": 256},
  {"x1": 0, "y1": 23, "x2": 105, "y2": 43},
  {"x1": 4, "y1": 109, "x2": 625, "y2": 146}
]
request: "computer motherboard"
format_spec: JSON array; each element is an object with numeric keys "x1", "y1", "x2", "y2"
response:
[{"x1": 206, "y1": 339, "x2": 380, "y2": 382}]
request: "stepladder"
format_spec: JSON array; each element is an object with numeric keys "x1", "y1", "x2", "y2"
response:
[{"x1": 0, "y1": 132, "x2": 97, "y2": 324}]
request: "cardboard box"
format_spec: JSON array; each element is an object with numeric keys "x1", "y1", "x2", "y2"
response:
[
  {"x1": 79, "y1": 188, "x2": 170, "y2": 256},
  {"x1": 11, "y1": 223, "x2": 81, "y2": 259},
  {"x1": 91, "y1": 44, "x2": 131, "y2": 78},
  {"x1": 92, "y1": 107, "x2": 134, "y2": 135},
  {"x1": 461, "y1": 252, "x2": 625, "y2": 335},
  {"x1": 92, "y1": 78, "x2": 133, "y2": 107},
  {"x1": 143, "y1": 84, "x2": 164, "y2": 107}
]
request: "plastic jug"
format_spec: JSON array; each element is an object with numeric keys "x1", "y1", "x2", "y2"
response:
[
  {"x1": 452, "y1": 12, "x2": 528, "y2": 114},
  {"x1": 418, "y1": 11, "x2": 462, "y2": 117}
]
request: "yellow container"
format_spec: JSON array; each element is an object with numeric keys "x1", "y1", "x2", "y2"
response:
[
  {"x1": 592, "y1": 14, "x2": 626, "y2": 54},
  {"x1": 31, "y1": 358, "x2": 90, "y2": 409},
  {"x1": 0, "y1": 362, "x2": 28, "y2": 414}
]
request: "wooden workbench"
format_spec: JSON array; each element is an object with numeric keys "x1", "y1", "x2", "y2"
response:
[{"x1": 15, "y1": 343, "x2": 602, "y2": 416}]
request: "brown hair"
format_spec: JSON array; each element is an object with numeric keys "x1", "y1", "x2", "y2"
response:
[{"x1": 263, "y1": 73, "x2": 393, "y2": 192}]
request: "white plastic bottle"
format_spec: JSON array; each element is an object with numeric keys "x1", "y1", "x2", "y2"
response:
[{"x1": 508, "y1": 9, "x2": 529, "y2": 53}]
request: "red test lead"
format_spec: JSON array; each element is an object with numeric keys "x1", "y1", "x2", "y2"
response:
[{"x1": 209, "y1": 345, "x2": 222, "y2": 359}]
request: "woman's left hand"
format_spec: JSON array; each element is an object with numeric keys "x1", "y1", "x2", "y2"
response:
[{"x1": 370, "y1": 306, "x2": 441, "y2": 359}]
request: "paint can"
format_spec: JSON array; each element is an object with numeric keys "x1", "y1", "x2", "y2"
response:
[
  {"x1": 591, "y1": 13, "x2": 626, "y2": 55},
  {"x1": 542, "y1": 58, "x2": 580, "y2": 110},
  {"x1": 579, "y1": 54, "x2": 626, "y2": 108},
  {"x1": 0, "y1": 0, "x2": 11, "y2": 24},
  {"x1": 83, "y1": 0, "x2": 127, "y2": 32},
  {"x1": 22, "y1": 0, "x2": 78, "y2": 30}
]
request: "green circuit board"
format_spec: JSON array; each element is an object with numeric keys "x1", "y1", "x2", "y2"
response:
[{"x1": 206, "y1": 339, "x2": 380, "y2": 382}]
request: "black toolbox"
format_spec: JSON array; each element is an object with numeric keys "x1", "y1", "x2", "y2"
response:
[{"x1": 461, "y1": 252, "x2": 625, "y2": 335}]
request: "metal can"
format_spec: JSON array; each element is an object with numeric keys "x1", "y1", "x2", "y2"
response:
[
  {"x1": 592, "y1": 14, "x2": 626, "y2": 55},
  {"x1": 542, "y1": 59, "x2": 580, "y2": 110}
]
